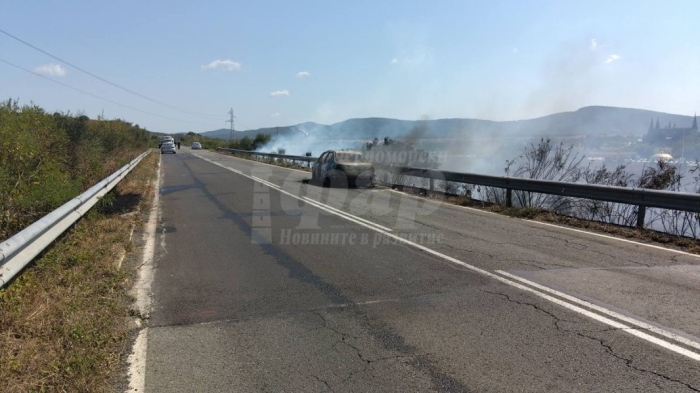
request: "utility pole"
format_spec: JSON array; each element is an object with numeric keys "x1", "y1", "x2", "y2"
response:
[{"x1": 226, "y1": 108, "x2": 235, "y2": 141}]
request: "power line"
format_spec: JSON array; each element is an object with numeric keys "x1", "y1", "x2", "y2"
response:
[
  {"x1": 235, "y1": 118, "x2": 254, "y2": 131},
  {"x1": 0, "y1": 27, "x2": 220, "y2": 120},
  {"x1": 0, "y1": 57, "x2": 219, "y2": 128}
]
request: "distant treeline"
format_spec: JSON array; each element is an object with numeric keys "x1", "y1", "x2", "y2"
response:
[{"x1": 0, "y1": 99, "x2": 149, "y2": 239}]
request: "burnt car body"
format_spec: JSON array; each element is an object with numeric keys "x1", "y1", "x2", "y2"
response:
[{"x1": 311, "y1": 150, "x2": 374, "y2": 187}]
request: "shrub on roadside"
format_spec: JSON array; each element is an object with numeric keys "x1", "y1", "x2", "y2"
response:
[{"x1": 0, "y1": 99, "x2": 149, "y2": 240}]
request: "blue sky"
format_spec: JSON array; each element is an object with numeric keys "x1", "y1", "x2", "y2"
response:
[{"x1": 2, "y1": 1, "x2": 699, "y2": 133}]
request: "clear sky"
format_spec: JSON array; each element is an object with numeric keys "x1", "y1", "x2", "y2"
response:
[{"x1": 1, "y1": 1, "x2": 699, "y2": 134}]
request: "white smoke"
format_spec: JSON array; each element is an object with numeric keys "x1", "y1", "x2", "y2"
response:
[{"x1": 256, "y1": 123, "x2": 364, "y2": 157}]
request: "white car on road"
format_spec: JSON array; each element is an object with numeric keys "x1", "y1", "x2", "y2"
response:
[{"x1": 161, "y1": 142, "x2": 176, "y2": 154}]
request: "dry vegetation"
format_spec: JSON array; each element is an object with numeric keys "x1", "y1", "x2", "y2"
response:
[
  {"x1": 0, "y1": 99, "x2": 151, "y2": 240},
  {"x1": 0, "y1": 150, "x2": 159, "y2": 392}
]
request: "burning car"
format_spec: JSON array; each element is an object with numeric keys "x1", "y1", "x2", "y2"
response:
[{"x1": 311, "y1": 150, "x2": 374, "y2": 187}]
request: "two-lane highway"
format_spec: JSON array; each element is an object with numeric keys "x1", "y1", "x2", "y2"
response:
[{"x1": 133, "y1": 149, "x2": 700, "y2": 392}]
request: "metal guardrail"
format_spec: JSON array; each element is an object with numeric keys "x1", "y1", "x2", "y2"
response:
[
  {"x1": 0, "y1": 150, "x2": 151, "y2": 288},
  {"x1": 218, "y1": 147, "x2": 316, "y2": 165},
  {"x1": 216, "y1": 147, "x2": 700, "y2": 228},
  {"x1": 398, "y1": 168, "x2": 700, "y2": 227}
]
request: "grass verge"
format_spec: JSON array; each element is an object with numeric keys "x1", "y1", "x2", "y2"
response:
[{"x1": 0, "y1": 150, "x2": 159, "y2": 392}]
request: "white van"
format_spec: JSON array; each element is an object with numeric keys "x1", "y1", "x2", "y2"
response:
[{"x1": 159, "y1": 136, "x2": 174, "y2": 148}]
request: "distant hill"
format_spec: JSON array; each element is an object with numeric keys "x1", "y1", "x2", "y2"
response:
[{"x1": 201, "y1": 106, "x2": 697, "y2": 141}]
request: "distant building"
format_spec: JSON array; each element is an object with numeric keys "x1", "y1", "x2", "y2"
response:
[{"x1": 644, "y1": 114, "x2": 697, "y2": 143}]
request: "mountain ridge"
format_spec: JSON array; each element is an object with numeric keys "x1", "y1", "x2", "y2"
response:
[{"x1": 200, "y1": 106, "x2": 697, "y2": 141}]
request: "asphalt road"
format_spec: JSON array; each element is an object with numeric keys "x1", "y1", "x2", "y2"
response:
[{"x1": 140, "y1": 149, "x2": 700, "y2": 392}]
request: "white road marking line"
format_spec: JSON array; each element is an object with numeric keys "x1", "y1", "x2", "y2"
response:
[
  {"x1": 251, "y1": 176, "x2": 281, "y2": 189},
  {"x1": 199, "y1": 149, "x2": 700, "y2": 259},
  {"x1": 496, "y1": 270, "x2": 700, "y2": 352},
  {"x1": 202, "y1": 157, "x2": 392, "y2": 233},
  {"x1": 302, "y1": 196, "x2": 393, "y2": 232},
  {"x1": 198, "y1": 155, "x2": 700, "y2": 362},
  {"x1": 522, "y1": 219, "x2": 700, "y2": 259},
  {"x1": 126, "y1": 328, "x2": 148, "y2": 392},
  {"x1": 126, "y1": 157, "x2": 162, "y2": 392}
]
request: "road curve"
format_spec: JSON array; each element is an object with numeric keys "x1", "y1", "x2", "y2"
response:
[{"x1": 139, "y1": 149, "x2": 700, "y2": 392}]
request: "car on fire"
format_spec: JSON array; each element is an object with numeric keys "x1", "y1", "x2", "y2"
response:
[{"x1": 311, "y1": 150, "x2": 374, "y2": 187}]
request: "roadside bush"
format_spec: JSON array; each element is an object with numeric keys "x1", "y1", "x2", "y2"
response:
[
  {"x1": 477, "y1": 137, "x2": 700, "y2": 235},
  {"x1": 480, "y1": 138, "x2": 584, "y2": 208},
  {"x1": 0, "y1": 99, "x2": 149, "y2": 240},
  {"x1": 228, "y1": 133, "x2": 271, "y2": 151},
  {"x1": 567, "y1": 163, "x2": 637, "y2": 225}
]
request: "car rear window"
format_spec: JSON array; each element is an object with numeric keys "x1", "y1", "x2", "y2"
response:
[{"x1": 336, "y1": 153, "x2": 368, "y2": 163}]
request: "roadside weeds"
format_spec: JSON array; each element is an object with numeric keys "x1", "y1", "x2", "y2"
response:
[{"x1": 0, "y1": 151, "x2": 159, "y2": 393}]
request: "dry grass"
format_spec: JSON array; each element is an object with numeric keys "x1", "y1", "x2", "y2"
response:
[{"x1": 0, "y1": 150, "x2": 159, "y2": 392}]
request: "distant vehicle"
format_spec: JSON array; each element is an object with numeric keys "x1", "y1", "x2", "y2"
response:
[
  {"x1": 159, "y1": 136, "x2": 174, "y2": 148},
  {"x1": 191, "y1": 142, "x2": 202, "y2": 150},
  {"x1": 311, "y1": 150, "x2": 374, "y2": 187},
  {"x1": 161, "y1": 142, "x2": 176, "y2": 154}
]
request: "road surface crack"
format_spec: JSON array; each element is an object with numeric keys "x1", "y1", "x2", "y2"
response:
[
  {"x1": 313, "y1": 311, "x2": 418, "y2": 388},
  {"x1": 481, "y1": 289, "x2": 571, "y2": 331},
  {"x1": 472, "y1": 237, "x2": 512, "y2": 246},
  {"x1": 570, "y1": 331, "x2": 700, "y2": 392},
  {"x1": 313, "y1": 311, "x2": 377, "y2": 388},
  {"x1": 311, "y1": 375, "x2": 333, "y2": 392},
  {"x1": 483, "y1": 289, "x2": 699, "y2": 391},
  {"x1": 625, "y1": 258, "x2": 652, "y2": 268},
  {"x1": 505, "y1": 259, "x2": 571, "y2": 270},
  {"x1": 312, "y1": 311, "x2": 360, "y2": 340},
  {"x1": 415, "y1": 220, "x2": 452, "y2": 232}
]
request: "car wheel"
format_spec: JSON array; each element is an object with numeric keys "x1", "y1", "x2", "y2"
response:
[
  {"x1": 330, "y1": 174, "x2": 347, "y2": 188},
  {"x1": 354, "y1": 177, "x2": 370, "y2": 188}
]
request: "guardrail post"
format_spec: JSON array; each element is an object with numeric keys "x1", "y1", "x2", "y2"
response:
[
  {"x1": 506, "y1": 188, "x2": 512, "y2": 207},
  {"x1": 636, "y1": 205, "x2": 646, "y2": 228},
  {"x1": 429, "y1": 177, "x2": 434, "y2": 192}
]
